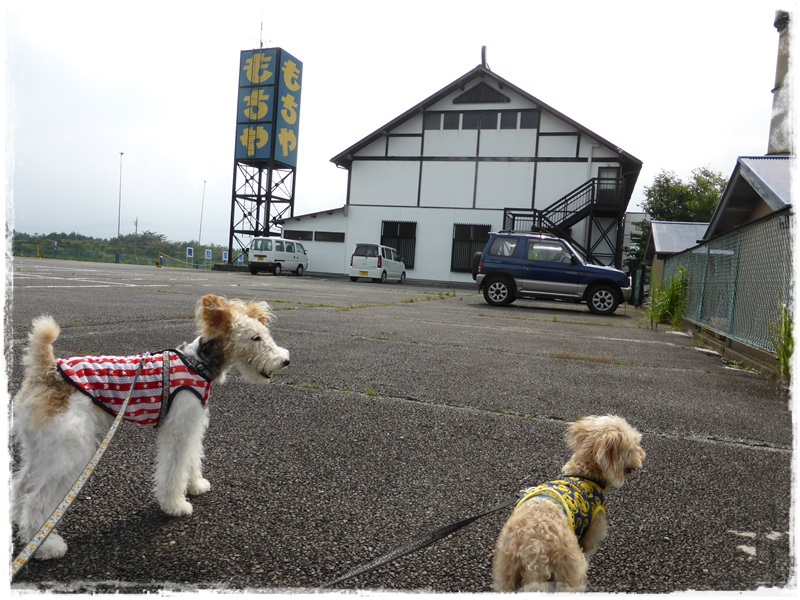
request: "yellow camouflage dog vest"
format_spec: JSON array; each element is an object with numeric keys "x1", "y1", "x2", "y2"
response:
[{"x1": 516, "y1": 476, "x2": 606, "y2": 539}]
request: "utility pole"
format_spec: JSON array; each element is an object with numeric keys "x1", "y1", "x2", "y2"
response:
[
  {"x1": 198, "y1": 180, "x2": 207, "y2": 243},
  {"x1": 117, "y1": 151, "x2": 124, "y2": 263}
]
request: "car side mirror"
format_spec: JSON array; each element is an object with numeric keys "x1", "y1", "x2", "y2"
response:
[{"x1": 570, "y1": 256, "x2": 579, "y2": 265}]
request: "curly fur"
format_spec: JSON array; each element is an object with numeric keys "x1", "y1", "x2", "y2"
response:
[
  {"x1": 11, "y1": 294, "x2": 290, "y2": 561},
  {"x1": 492, "y1": 415, "x2": 645, "y2": 592}
]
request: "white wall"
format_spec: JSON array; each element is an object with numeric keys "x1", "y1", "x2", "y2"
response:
[
  {"x1": 280, "y1": 209, "x2": 349, "y2": 275},
  {"x1": 285, "y1": 73, "x2": 634, "y2": 283}
]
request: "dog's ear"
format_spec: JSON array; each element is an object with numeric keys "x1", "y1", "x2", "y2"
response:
[
  {"x1": 595, "y1": 429, "x2": 627, "y2": 488},
  {"x1": 198, "y1": 295, "x2": 233, "y2": 337},
  {"x1": 566, "y1": 416, "x2": 593, "y2": 450},
  {"x1": 245, "y1": 300, "x2": 274, "y2": 326}
]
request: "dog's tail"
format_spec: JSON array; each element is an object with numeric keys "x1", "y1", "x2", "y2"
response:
[{"x1": 22, "y1": 315, "x2": 62, "y2": 381}]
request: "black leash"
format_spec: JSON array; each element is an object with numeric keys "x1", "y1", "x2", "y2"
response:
[{"x1": 318, "y1": 491, "x2": 523, "y2": 589}]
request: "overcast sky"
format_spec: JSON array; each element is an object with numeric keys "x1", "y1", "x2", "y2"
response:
[{"x1": 4, "y1": 0, "x2": 793, "y2": 248}]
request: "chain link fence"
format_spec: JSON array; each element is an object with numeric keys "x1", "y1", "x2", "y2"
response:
[{"x1": 662, "y1": 208, "x2": 793, "y2": 353}]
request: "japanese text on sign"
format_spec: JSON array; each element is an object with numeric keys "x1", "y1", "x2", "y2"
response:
[{"x1": 234, "y1": 48, "x2": 302, "y2": 167}]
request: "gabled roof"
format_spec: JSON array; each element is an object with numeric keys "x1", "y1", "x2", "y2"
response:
[
  {"x1": 330, "y1": 64, "x2": 643, "y2": 185},
  {"x1": 644, "y1": 221, "x2": 709, "y2": 259},
  {"x1": 704, "y1": 156, "x2": 794, "y2": 239}
]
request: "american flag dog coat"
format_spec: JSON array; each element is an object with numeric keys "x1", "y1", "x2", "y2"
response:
[{"x1": 57, "y1": 350, "x2": 212, "y2": 426}]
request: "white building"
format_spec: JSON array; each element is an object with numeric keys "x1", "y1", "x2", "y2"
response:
[{"x1": 281, "y1": 62, "x2": 642, "y2": 283}]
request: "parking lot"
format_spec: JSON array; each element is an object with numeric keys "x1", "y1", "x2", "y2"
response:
[{"x1": 7, "y1": 258, "x2": 795, "y2": 594}]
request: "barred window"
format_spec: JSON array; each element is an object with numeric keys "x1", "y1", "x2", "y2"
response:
[
  {"x1": 381, "y1": 221, "x2": 417, "y2": 269},
  {"x1": 452, "y1": 224, "x2": 491, "y2": 272}
]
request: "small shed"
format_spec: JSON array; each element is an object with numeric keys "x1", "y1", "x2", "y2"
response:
[{"x1": 644, "y1": 221, "x2": 709, "y2": 286}]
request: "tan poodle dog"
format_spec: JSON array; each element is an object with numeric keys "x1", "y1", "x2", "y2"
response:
[{"x1": 492, "y1": 415, "x2": 645, "y2": 592}]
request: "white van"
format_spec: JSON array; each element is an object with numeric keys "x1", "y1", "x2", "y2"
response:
[
  {"x1": 248, "y1": 237, "x2": 308, "y2": 276},
  {"x1": 349, "y1": 243, "x2": 406, "y2": 283}
]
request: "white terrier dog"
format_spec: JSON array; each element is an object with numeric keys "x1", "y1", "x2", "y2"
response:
[
  {"x1": 11, "y1": 294, "x2": 290, "y2": 560},
  {"x1": 492, "y1": 415, "x2": 645, "y2": 592}
]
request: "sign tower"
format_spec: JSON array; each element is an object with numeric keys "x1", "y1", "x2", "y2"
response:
[{"x1": 227, "y1": 48, "x2": 303, "y2": 262}]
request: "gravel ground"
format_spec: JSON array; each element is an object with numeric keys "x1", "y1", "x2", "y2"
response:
[{"x1": 6, "y1": 258, "x2": 796, "y2": 595}]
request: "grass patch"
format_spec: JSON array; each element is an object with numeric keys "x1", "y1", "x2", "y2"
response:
[{"x1": 549, "y1": 350, "x2": 633, "y2": 367}]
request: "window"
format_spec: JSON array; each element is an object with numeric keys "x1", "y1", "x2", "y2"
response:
[
  {"x1": 451, "y1": 224, "x2": 491, "y2": 272},
  {"x1": 285, "y1": 242, "x2": 295, "y2": 253},
  {"x1": 314, "y1": 231, "x2": 345, "y2": 243},
  {"x1": 527, "y1": 241, "x2": 571, "y2": 263},
  {"x1": 443, "y1": 113, "x2": 459, "y2": 130},
  {"x1": 381, "y1": 221, "x2": 417, "y2": 269},
  {"x1": 489, "y1": 236, "x2": 519, "y2": 257},
  {"x1": 462, "y1": 113, "x2": 479, "y2": 130},
  {"x1": 252, "y1": 239, "x2": 271, "y2": 251},
  {"x1": 500, "y1": 112, "x2": 518, "y2": 129},
  {"x1": 481, "y1": 112, "x2": 498, "y2": 130},
  {"x1": 284, "y1": 230, "x2": 312, "y2": 241},
  {"x1": 275, "y1": 240, "x2": 284, "y2": 252},
  {"x1": 354, "y1": 244, "x2": 379, "y2": 258},
  {"x1": 597, "y1": 167, "x2": 621, "y2": 205},
  {"x1": 520, "y1": 111, "x2": 540, "y2": 129},
  {"x1": 424, "y1": 112, "x2": 441, "y2": 130},
  {"x1": 427, "y1": 110, "x2": 538, "y2": 131}
]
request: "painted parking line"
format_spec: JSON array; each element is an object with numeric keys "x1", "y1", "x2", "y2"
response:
[
  {"x1": 14, "y1": 273, "x2": 144, "y2": 287},
  {"x1": 728, "y1": 530, "x2": 788, "y2": 558}
]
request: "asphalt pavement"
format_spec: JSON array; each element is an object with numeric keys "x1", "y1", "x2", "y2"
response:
[{"x1": 5, "y1": 258, "x2": 796, "y2": 595}]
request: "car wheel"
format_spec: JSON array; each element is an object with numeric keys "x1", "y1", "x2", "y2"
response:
[
  {"x1": 483, "y1": 278, "x2": 515, "y2": 306},
  {"x1": 273, "y1": 264, "x2": 282, "y2": 276},
  {"x1": 380, "y1": 271, "x2": 388, "y2": 283},
  {"x1": 350, "y1": 276, "x2": 358, "y2": 282},
  {"x1": 399, "y1": 272, "x2": 406, "y2": 284},
  {"x1": 471, "y1": 252, "x2": 482, "y2": 280},
  {"x1": 295, "y1": 264, "x2": 304, "y2": 276},
  {"x1": 587, "y1": 285, "x2": 619, "y2": 315},
  {"x1": 249, "y1": 267, "x2": 258, "y2": 275}
]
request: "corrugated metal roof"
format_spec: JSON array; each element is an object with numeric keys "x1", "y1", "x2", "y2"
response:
[
  {"x1": 704, "y1": 155, "x2": 794, "y2": 239},
  {"x1": 650, "y1": 221, "x2": 709, "y2": 254},
  {"x1": 738, "y1": 156, "x2": 793, "y2": 210}
]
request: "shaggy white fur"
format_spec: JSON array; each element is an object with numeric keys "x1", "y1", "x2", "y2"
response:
[
  {"x1": 12, "y1": 294, "x2": 290, "y2": 560},
  {"x1": 492, "y1": 415, "x2": 645, "y2": 592}
]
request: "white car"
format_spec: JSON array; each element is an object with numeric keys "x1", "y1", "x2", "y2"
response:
[
  {"x1": 349, "y1": 243, "x2": 406, "y2": 283},
  {"x1": 248, "y1": 237, "x2": 308, "y2": 276}
]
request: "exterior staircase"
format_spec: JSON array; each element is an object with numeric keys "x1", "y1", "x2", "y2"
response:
[{"x1": 503, "y1": 177, "x2": 625, "y2": 267}]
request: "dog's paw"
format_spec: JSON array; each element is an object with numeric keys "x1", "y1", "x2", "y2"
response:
[
  {"x1": 35, "y1": 533, "x2": 68, "y2": 560},
  {"x1": 160, "y1": 497, "x2": 194, "y2": 517},
  {"x1": 187, "y1": 477, "x2": 211, "y2": 496}
]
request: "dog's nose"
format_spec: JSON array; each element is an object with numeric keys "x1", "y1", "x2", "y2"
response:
[{"x1": 282, "y1": 358, "x2": 290, "y2": 367}]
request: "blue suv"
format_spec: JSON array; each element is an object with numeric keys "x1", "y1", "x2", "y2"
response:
[{"x1": 474, "y1": 231, "x2": 631, "y2": 315}]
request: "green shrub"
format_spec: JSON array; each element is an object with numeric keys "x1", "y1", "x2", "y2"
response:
[
  {"x1": 770, "y1": 301, "x2": 793, "y2": 385},
  {"x1": 650, "y1": 267, "x2": 688, "y2": 328}
]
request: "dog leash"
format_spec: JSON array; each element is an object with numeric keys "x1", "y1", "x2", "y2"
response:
[
  {"x1": 318, "y1": 490, "x2": 525, "y2": 589},
  {"x1": 11, "y1": 355, "x2": 148, "y2": 580}
]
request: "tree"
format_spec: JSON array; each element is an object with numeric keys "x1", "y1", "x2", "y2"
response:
[
  {"x1": 642, "y1": 167, "x2": 727, "y2": 222},
  {"x1": 625, "y1": 167, "x2": 727, "y2": 270}
]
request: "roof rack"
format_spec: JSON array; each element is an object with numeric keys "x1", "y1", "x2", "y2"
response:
[{"x1": 496, "y1": 228, "x2": 559, "y2": 236}]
